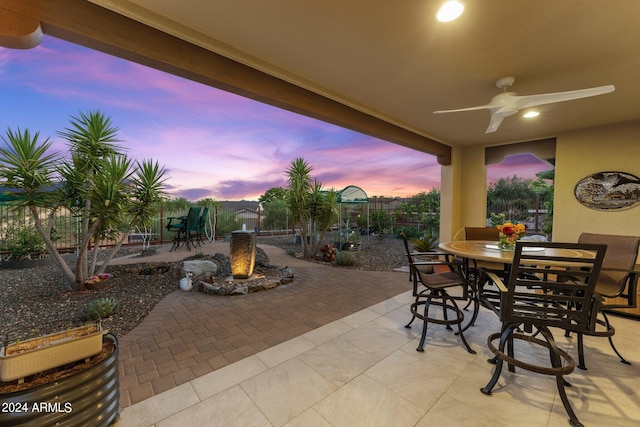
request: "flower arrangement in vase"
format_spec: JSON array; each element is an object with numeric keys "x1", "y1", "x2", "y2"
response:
[{"x1": 496, "y1": 222, "x2": 526, "y2": 250}]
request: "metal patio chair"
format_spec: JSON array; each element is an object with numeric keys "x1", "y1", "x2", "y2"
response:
[{"x1": 480, "y1": 241, "x2": 606, "y2": 427}]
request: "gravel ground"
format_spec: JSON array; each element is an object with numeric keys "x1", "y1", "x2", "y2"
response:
[{"x1": 0, "y1": 235, "x2": 407, "y2": 344}]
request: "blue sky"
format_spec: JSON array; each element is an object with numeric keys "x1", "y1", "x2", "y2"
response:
[{"x1": 0, "y1": 35, "x2": 549, "y2": 201}]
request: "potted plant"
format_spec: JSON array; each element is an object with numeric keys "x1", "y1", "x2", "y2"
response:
[
  {"x1": 410, "y1": 233, "x2": 438, "y2": 252},
  {"x1": 410, "y1": 233, "x2": 439, "y2": 274},
  {"x1": 1, "y1": 323, "x2": 105, "y2": 383},
  {"x1": 0, "y1": 324, "x2": 120, "y2": 426}
]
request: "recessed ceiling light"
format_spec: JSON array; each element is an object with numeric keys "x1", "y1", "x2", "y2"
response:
[
  {"x1": 523, "y1": 111, "x2": 540, "y2": 118},
  {"x1": 436, "y1": 1, "x2": 465, "y2": 22}
]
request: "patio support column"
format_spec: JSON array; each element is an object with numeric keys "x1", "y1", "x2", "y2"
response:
[{"x1": 440, "y1": 145, "x2": 487, "y2": 242}]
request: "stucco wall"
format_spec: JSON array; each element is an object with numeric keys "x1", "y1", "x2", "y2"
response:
[{"x1": 553, "y1": 120, "x2": 640, "y2": 242}]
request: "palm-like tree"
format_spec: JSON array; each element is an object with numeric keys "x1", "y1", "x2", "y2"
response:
[
  {"x1": 285, "y1": 158, "x2": 337, "y2": 258},
  {"x1": 0, "y1": 111, "x2": 167, "y2": 291}
]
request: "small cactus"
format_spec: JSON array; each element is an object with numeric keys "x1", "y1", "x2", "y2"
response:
[{"x1": 82, "y1": 297, "x2": 119, "y2": 320}]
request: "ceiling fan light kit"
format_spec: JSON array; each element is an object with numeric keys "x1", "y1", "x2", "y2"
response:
[
  {"x1": 434, "y1": 76, "x2": 615, "y2": 133},
  {"x1": 436, "y1": 1, "x2": 464, "y2": 22}
]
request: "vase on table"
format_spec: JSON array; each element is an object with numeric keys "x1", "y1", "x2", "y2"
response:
[{"x1": 498, "y1": 232, "x2": 517, "y2": 250}]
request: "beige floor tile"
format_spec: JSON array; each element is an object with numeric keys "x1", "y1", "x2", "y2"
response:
[
  {"x1": 416, "y1": 393, "x2": 521, "y2": 427},
  {"x1": 240, "y1": 357, "x2": 337, "y2": 426},
  {"x1": 314, "y1": 375, "x2": 425, "y2": 427},
  {"x1": 190, "y1": 355, "x2": 268, "y2": 400},
  {"x1": 298, "y1": 337, "x2": 381, "y2": 386},
  {"x1": 284, "y1": 408, "x2": 332, "y2": 427},
  {"x1": 365, "y1": 348, "x2": 471, "y2": 410},
  {"x1": 340, "y1": 322, "x2": 411, "y2": 359},
  {"x1": 256, "y1": 335, "x2": 316, "y2": 368},
  {"x1": 339, "y1": 308, "x2": 382, "y2": 328},
  {"x1": 366, "y1": 292, "x2": 412, "y2": 315},
  {"x1": 369, "y1": 306, "x2": 416, "y2": 335},
  {"x1": 115, "y1": 382, "x2": 200, "y2": 427},
  {"x1": 302, "y1": 320, "x2": 353, "y2": 346},
  {"x1": 157, "y1": 385, "x2": 271, "y2": 427},
  {"x1": 116, "y1": 294, "x2": 640, "y2": 427},
  {"x1": 445, "y1": 356, "x2": 561, "y2": 425}
]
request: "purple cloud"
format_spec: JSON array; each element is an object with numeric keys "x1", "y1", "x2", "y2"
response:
[{"x1": 1, "y1": 35, "x2": 545, "y2": 202}]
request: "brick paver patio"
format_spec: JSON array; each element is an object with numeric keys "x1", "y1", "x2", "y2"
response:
[{"x1": 117, "y1": 244, "x2": 409, "y2": 407}]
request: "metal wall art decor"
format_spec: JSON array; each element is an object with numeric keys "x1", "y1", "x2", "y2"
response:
[{"x1": 574, "y1": 171, "x2": 640, "y2": 210}]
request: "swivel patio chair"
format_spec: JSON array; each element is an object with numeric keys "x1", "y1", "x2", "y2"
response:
[
  {"x1": 571, "y1": 232, "x2": 640, "y2": 369},
  {"x1": 460, "y1": 226, "x2": 504, "y2": 323},
  {"x1": 400, "y1": 231, "x2": 437, "y2": 283},
  {"x1": 400, "y1": 232, "x2": 476, "y2": 354},
  {"x1": 166, "y1": 206, "x2": 201, "y2": 251},
  {"x1": 480, "y1": 241, "x2": 607, "y2": 427},
  {"x1": 464, "y1": 226, "x2": 500, "y2": 241}
]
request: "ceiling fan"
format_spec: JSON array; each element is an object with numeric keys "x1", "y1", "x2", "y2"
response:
[{"x1": 433, "y1": 76, "x2": 615, "y2": 133}]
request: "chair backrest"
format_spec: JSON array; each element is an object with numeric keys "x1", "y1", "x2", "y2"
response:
[
  {"x1": 500, "y1": 241, "x2": 607, "y2": 333},
  {"x1": 400, "y1": 231, "x2": 412, "y2": 259},
  {"x1": 198, "y1": 206, "x2": 209, "y2": 233},
  {"x1": 185, "y1": 206, "x2": 202, "y2": 232},
  {"x1": 577, "y1": 232, "x2": 640, "y2": 299},
  {"x1": 465, "y1": 226, "x2": 499, "y2": 241}
]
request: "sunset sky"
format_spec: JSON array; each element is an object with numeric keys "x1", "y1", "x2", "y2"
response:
[{"x1": 0, "y1": 35, "x2": 550, "y2": 201}]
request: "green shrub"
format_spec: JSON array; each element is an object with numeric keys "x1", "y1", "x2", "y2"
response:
[
  {"x1": 396, "y1": 226, "x2": 421, "y2": 239},
  {"x1": 82, "y1": 297, "x2": 119, "y2": 320},
  {"x1": 335, "y1": 250, "x2": 356, "y2": 266},
  {"x1": 3, "y1": 225, "x2": 45, "y2": 258}
]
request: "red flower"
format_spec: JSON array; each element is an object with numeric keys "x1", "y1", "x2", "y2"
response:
[{"x1": 501, "y1": 224, "x2": 514, "y2": 235}]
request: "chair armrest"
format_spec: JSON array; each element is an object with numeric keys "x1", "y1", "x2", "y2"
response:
[
  {"x1": 411, "y1": 251, "x2": 451, "y2": 257},
  {"x1": 481, "y1": 269, "x2": 507, "y2": 292}
]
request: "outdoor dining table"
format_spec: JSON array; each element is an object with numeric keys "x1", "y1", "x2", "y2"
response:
[
  {"x1": 438, "y1": 240, "x2": 599, "y2": 327},
  {"x1": 439, "y1": 240, "x2": 599, "y2": 269}
]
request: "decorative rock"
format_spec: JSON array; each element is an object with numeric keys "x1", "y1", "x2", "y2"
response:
[
  {"x1": 183, "y1": 260, "x2": 218, "y2": 283},
  {"x1": 230, "y1": 285, "x2": 248, "y2": 295},
  {"x1": 281, "y1": 267, "x2": 294, "y2": 279},
  {"x1": 192, "y1": 251, "x2": 295, "y2": 296},
  {"x1": 263, "y1": 280, "x2": 280, "y2": 290}
]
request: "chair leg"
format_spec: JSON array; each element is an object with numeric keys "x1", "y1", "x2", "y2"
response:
[
  {"x1": 576, "y1": 312, "x2": 630, "y2": 370},
  {"x1": 600, "y1": 311, "x2": 631, "y2": 365},
  {"x1": 577, "y1": 332, "x2": 586, "y2": 370},
  {"x1": 446, "y1": 295, "x2": 476, "y2": 354},
  {"x1": 416, "y1": 295, "x2": 433, "y2": 352},
  {"x1": 538, "y1": 327, "x2": 583, "y2": 427},
  {"x1": 405, "y1": 295, "x2": 421, "y2": 328},
  {"x1": 169, "y1": 230, "x2": 183, "y2": 252},
  {"x1": 481, "y1": 325, "x2": 513, "y2": 395},
  {"x1": 460, "y1": 291, "x2": 479, "y2": 333}
]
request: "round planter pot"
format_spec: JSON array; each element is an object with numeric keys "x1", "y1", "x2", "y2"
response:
[{"x1": 0, "y1": 333, "x2": 120, "y2": 426}]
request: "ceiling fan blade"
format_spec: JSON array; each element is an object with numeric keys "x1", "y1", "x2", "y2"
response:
[
  {"x1": 486, "y1": 116, "x2": 504, "y2": 133},
  {"x1": 433, "y1": 105, "x2": 492, "y2": 114},
  {"x1": 514, "y1": 85, "x2": 615, "y2": 109}
]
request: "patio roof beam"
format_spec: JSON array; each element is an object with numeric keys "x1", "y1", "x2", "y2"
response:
[{"x1": 0, "y1": 0, "x2": 452, "y2": 165}]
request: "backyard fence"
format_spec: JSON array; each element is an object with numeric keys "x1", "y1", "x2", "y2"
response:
[{"x1": 0, "y1": 195, "x2": 548, "y2": 259}]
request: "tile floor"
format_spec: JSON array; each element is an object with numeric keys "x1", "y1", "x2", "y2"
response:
[{"x1": 115, "y1": 291, "x2": 640, "y2": 427}]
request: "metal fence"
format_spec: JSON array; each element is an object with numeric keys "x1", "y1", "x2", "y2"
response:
[
  {"x1": 0, "y1": 195, "x2": 549, "y2": 258},
  {"x1": 0, "y1": 204, "x2": 290, "y2": 258}
]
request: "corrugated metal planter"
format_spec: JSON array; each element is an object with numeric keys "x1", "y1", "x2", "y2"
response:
[
  {"x1": 1, "y1": 324, "x2": 104, "y2": 383},
  {"x1": 0, "y1": 333, "x2": 120, "y2": 426}
]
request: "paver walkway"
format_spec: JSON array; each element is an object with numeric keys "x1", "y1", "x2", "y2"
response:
[{"x1": 116, "y1": 242, "x2": 409, "y2": 407}]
